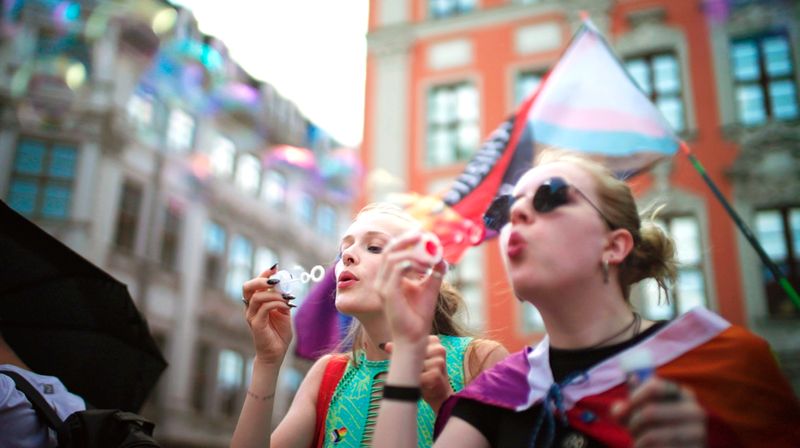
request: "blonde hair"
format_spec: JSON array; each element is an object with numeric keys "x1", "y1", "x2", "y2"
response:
[
  {"x1": 336, "y1": 203, "x2": 473, "y2": 364},
  {"x1": 534, "y1": 149, "x2": 678, "y2": 301}
]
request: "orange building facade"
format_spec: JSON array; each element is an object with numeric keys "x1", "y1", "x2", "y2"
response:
[{"x1": 363, "y1": 0, "x2": 799, "y2": 391}]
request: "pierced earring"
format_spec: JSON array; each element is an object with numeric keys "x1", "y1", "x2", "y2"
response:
[{"x1": 601, "y1": 259, "x2": 609, "y2": 284}]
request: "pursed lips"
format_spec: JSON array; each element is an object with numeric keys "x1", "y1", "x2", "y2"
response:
[
  {"x1": 337, "y1": 271, "x2": 359, "y2": 289},
  {"x1": 506, "y1": 231, "x2": 527, "y2": 259}
]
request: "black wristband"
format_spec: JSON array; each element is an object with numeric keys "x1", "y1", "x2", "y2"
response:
[{"x1": 382, "y1": 385, "x2": 421, "y2": 402}]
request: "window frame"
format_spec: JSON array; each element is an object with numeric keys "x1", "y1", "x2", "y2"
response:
[
  {"x1": 113, "y1": 179, "x2": 144, "y2": 253},
  {"x1": 754, "y1": 205, "x2": 800, "y2": 318},
  {"x1": 730, "y1": 30, "x2": 799, "y2": 126},
  {"x1": 8, "y1": 137, "x2": 79, "y2": 220},
  {"x1": 624, "y1": 50, "x2": 686, "y2": 133},
  {"x1": 425, "y1": 81, "x2": 480, "y2": 168}
]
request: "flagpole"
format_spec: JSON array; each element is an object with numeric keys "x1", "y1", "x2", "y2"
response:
[{"x1": 679, "y1": 142, "x2": 800, "y2": 311}]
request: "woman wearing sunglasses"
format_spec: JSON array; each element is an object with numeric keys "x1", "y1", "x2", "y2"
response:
[
  {"x1": 231, "y1": 203, "x2": 507, "y2": 448},
  {"x1": 373, "y1": 150, "x2": 800, "y2": 448}
]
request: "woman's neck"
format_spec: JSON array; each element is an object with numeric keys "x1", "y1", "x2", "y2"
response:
[
  {"x1": 357, "y1": 314, "x2": 391, "y2": 361},
  {"x1": 532, "y1": 282, "x2": 650, "y2": 350}
]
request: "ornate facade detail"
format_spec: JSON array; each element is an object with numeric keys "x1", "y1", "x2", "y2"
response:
[{"x1": 728, "y1": 123, "x2": 800, "y2": 204}]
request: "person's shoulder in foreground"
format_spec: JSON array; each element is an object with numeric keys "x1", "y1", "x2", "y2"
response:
[{"x1": 1, "y1": 364, "x2": 86, "y2": 448}]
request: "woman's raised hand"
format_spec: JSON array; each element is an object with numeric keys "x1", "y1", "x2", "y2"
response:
[
  {"x1": 375, "y1": 232, "x2": 447, "y2": 345},
  {"x1": 612, "y1": 377, "x2": 707, "y2": 448},
  {"x1": 242, "y1": 265, "x2": 294, "y2": 366}
]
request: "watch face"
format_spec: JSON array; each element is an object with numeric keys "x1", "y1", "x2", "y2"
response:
[{"x1": 561, "y1": 432, "x2": 588, "y2": 448}]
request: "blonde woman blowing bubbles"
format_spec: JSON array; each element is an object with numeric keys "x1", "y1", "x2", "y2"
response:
[{"x1": 231, "y1": 203, "x2": 507, "y2": 448}]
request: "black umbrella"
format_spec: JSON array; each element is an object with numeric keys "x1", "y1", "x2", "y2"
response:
[{"x1": 0, "y1": 200, "x2": 167, "y2": 412}]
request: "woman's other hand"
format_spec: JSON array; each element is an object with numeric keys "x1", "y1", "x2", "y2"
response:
[
  {"x1": 611, "y1": 377, "x2": 707, "y2": 448},
  {"x1": 375, "y1": 232, "x2": 447, "y2": 345},
  {"x1": 242, "y1": 265, "x2": 294, "y2": 366}
]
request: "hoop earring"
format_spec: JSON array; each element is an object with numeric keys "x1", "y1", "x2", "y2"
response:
[{"x1": 601, "y1": 259, "x2": 609, "y2": 284}]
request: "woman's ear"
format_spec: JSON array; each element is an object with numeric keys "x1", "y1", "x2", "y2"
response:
[{"x1": 604, "y1": 228, "x2": 634, "y2": 265}]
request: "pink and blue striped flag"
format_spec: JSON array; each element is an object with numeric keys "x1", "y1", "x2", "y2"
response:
[{"x1": 527, "y1": 18, "x2": 679, "y2": 173}]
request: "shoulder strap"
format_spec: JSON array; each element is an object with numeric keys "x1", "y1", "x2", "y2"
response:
[
  {"x1": 311, "y1": 355, "x2": 349, "y2": 448},
  {"x1": 1, "y1": 370, "x2": 65, "y2": 431}
]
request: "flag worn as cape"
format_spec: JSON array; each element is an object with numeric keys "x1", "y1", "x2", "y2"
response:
[
  {"x1": 435, "y1": 307, "x2": 800, "y2": 447},
  {"x1": 442, "y1": 18, "x2": 680, "y2": 239}
]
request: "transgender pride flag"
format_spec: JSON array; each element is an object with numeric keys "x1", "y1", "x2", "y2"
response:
[
  {"x1": 528, "y1": 19, "x2": 679, "y2": 173},
  {"x1": 442, "y1": 17, "x2": 680, "y2": 237}
]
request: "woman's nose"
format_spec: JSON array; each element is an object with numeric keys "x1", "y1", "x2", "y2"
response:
[
  {"x1": 509, "y1": 197, "x2": 533, "y2": 226},
  {"x1": 341, "y1": 249, "x2": 357, "y2": 266}
]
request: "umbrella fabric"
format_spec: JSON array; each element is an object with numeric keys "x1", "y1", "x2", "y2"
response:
[{"x1": 0, "y1": 200, "x2": 167, "y2": 412}]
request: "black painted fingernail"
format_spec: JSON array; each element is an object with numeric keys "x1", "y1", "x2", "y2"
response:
[
  {"x1": 282, "y1": 294, "x2": 296, "y2": 301},
  {"x1": 378, "y1": 342, "x2": 386, "y2": 351},
  {"x1": 287, "y1": 304, "x2": 296, "y2": 308},
  {"x1": 269, "y1": 263, "x2": 278, "y2": 270},
  {"x1": 267, "y1": 278, "x2": 280, "y2": 285}
]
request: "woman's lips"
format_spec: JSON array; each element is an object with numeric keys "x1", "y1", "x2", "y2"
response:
[
  {"x1": 506, "y1": 231, "x2": 527, "y2": 259},
  {"x1": 337, "y1": 271, "x2": 358, "y2": 289}
]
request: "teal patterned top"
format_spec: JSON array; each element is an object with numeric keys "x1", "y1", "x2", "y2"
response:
[{"x1": 323, "y1": 335, "x2": 473, "y2": 447}]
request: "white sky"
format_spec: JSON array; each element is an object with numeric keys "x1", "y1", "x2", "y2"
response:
[{"x1": 171, "y1": 0, "x2": 370, "y2": 147}]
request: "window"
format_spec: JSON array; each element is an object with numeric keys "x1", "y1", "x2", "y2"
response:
[
  {"x1": 166, "y1": 109, "x2": 195, "y2": 152},
  {"x1": 297, "y1": 193, "x2": 315, "y2": 224},
  {"x1": 316, "y1": 204, "x2": 337, "y2": 237},
  {"x1": 217, "y1": 349, "x2": 244, "y2": 416},
  {"x1": 730, "y1": 32, "x2": 798, "y2": 126},
  {"x1": 204, "y1": 221, "x2": 226, "y2": 288},
  {"x1": 127, "y1": 92, "x2": 154, "y2": 129},
  {"x1": 210, "y1": 136, "x2": 235, "y2": 179},
  {"x1": 235, "y1": 153, "x2": 261, "y2": 195},
  {"x1": 429, "y1": 0, "x2": 475, "y2": 19},
  {"x1": 160, "y1": 203, "x2": 183, "y2": 270},
  {"x1": 755, "y1": 207, "x2": 800, "y2": 318},
  {"x1": 8, "y1": 138, "x2": 77, "y2": 219},
  {"x1": 114, "y1": 180, "x2": 143, "y2": 252},
  {"x1": 515, "y1": 70, "x2": 543, "y2": 106},
  {"x1": 446, "y1": 247, "x2": 484, "y2": 331},
  {"x1": 625, "y1": 52, "x2": 685, "y2": 132},
  {"x1": 191, "y1": 342, "x2": 210, "y2": 412},
  {"x1": 261, "y1": 171, "x2": 287, "y2": 207},
  {"x1": 225, "y1": 235, "x2": 253, "y2": 300},
  {"x1": 427, "y1": 82, "x2": 479, "y2": 167},
  {"x1": 254, "y1": 247, "x2": 277, "y2": 275},
  {"x1": 639, "y1": 216, "x2": 707, "y2": 320}
]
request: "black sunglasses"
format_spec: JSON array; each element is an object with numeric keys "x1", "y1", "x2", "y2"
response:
[{"x1": 482, "y1": 176, "x2": 615, "y2": 231}]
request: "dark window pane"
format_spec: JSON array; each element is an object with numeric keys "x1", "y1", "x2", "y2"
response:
[
  {"x1": 8, "y1": 180, "x2": 38, "y2": 214},
  {"x1": 515, "y1": 71, "x2": 543, "y2": 105},
  {"x1": 49, "y1": 145, "x2": 78, "y2": 178},
  {"x1": 41, "y1": 184, "x2": 71, "y2": 218},
  {"x1": 731, "y1": 40, "x2": 760, "y2": 81},
  {"x1": 114, "y1": 181, "x2": 143, "y2": 251},
  {"x1": 769, "y1": 80, "x2": 799, "y2": 120},
  {"x1": 626, "y1": 59, "x2": 652, "y2": 95},
  {"x1": 653, "y1": 54, "x2": 680, "y2": 94},
  {"x1": 160, "y1": 205, "x2": 182, "y2": 269},
  {"x1": 736, "y1": 84, "x2": 767, "y2": 125},
  {"x1": 762, "y1": 36, "x2": 792, "y2": 76},
  {"x1": 14, "y1": 140, "x2": 46, "y2": 175}
]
